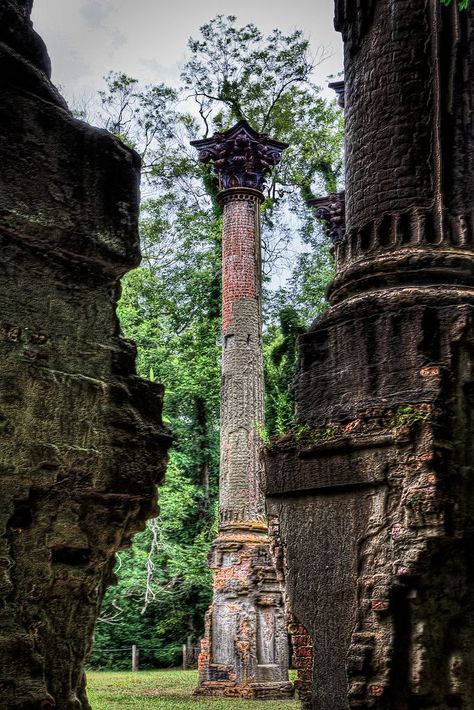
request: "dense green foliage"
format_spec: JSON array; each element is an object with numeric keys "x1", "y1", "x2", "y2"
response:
[{"x1": 88, "y1": 16, "x2": 343, "y2": 669}]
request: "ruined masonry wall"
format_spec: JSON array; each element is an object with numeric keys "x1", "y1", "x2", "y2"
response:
[
  {"x1": 265, "y1": 2, "x2": 474, "y2": 708},
  {"x1": 0, "y1": 2, "x2": 171, "y2": 707}
]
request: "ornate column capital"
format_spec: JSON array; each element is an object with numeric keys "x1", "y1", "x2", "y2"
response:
[
  {"x1": 309, "y1": 191, "x2": 346, "y2": 244},
  {"x1": 191, "y1": 119, "x2": 288, "y2": 193}
]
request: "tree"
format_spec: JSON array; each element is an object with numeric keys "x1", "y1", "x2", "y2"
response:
[
  {"x1": 182, "y1": 15, "x2": 344, "y2": 203},
  {"x1": 264, "y1": 306, "x2": 306, "y2": 437},
  {"x1": 88, "y1": 17, "x2": 344, "y2": 668}
]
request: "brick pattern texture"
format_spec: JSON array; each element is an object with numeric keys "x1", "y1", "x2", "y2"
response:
[{"x1": 221, "y1": 195, "x2": 259, "y2": 336}]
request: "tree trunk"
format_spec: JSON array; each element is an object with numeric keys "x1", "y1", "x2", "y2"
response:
[{"x1": 195, "y1": 396, "x2": 210, "y2": 508}]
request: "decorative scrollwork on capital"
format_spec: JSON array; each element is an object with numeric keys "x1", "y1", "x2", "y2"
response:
[
  {"x1": 191, "y1": 120, "x2": 288, "y2": 193},
  {"x1": 309, "y1": 192, "x2": 346, "y2": 244}
]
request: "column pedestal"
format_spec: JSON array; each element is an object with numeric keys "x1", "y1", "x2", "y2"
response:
[{"x1": 196, "y1": 526, "x2": 292, "y2": 700}]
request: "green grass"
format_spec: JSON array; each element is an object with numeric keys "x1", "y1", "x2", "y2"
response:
[{"x1": 86, "y1": 669, "x2": 299, "y2": 709}]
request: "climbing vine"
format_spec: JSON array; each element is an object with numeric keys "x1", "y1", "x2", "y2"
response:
[{"x1": 440, "y1": 0, "x2": 470, "y2": 9}]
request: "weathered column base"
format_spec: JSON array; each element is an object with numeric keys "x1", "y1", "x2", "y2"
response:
[
  {"x1": 195, "y1": 680, "x2": 294, "y2": 700},
  {"x1": 195, "y1": 527, "x2": 293, "y2": 700}
]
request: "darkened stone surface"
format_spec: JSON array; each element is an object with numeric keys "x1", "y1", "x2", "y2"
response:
[
  {"x1": 0, "y1": 2, "x2": 171, "y2": 707},
  {"x1": 330, "y1": 0, "x2": 474, "y2": 305},
  {"x1": 266, "y1": 2, "x2": 474, "y2": 708},
  {"x1": 0, "y1": 0, "x2": 51, "y2": 77}
]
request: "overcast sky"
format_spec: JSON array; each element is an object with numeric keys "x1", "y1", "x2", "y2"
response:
[{"x1": 31, "y1": 0, "x2": 343, "y2": 104}]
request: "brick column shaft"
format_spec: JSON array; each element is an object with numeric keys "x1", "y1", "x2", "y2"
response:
[{"x1": 219, "y1": 188, "x2": 265, "y2": 529}]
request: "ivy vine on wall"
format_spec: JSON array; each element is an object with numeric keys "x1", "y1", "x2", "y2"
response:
[{"x1": 440, "y1": 0, "x2": 470, "y2": 9}]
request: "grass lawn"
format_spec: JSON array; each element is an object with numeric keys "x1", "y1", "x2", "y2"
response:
[{"x1": 86, "y1": 669, "x2": 300, "y2": 709}]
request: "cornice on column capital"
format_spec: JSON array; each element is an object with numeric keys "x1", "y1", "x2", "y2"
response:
[
  {"x1": 191, "y1": 120, "x2": 288, "y2": 193},
  {"x1": 328, "y1": 80, "x2": 345, "y2": 108},
  {"x1": 309, "y1": 191, "x2": 346, "y2": 244}
]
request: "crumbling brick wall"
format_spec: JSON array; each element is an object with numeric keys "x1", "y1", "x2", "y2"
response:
[
  {"x1": 265, "y1": 2, "x2": 474, "y2": 708},
  {"x1": 0, "y1": 2, "x2": 171, "y2": 707}
]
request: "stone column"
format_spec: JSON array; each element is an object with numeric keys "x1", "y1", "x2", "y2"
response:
[
  {"x1": 191, "y1": 121, "x2": 293, "y2": 699},
  {"x1": 266, "y1": 2, "x2": 474, "y2": 709}
]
